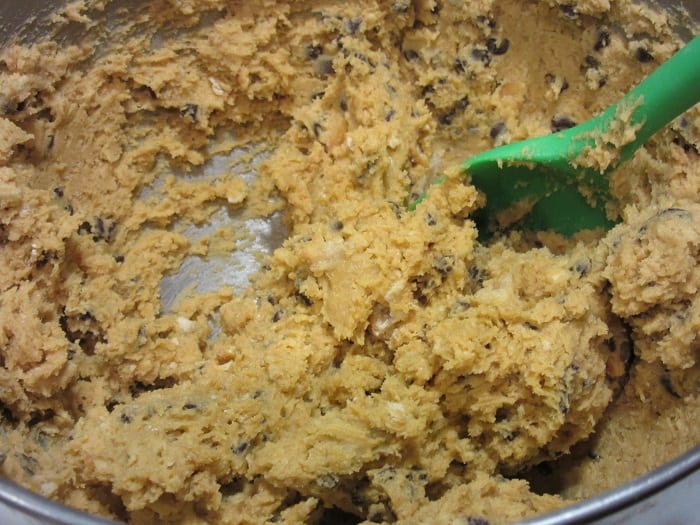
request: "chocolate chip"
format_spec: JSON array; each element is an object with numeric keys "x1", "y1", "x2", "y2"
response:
[
  {"x1": 120, "y1": 413, "x2": 132, "y2": 424},
  {"x1": 312, "y1": 122, "x2": 323, "y2": 140},
  {"x1": 559, "y1": 4, "x2": 578, "y2": 18},
  {"x1": 455, "y1": 96, "x2": 469, "y2": 110},
  {"x1": 551, "y1": 115, "x2": 577, "y2": 132},
  {"x1": 183, "y1": 402, "x2": 199, "y2": 410},
  {"x1": 486, "y1": 37, "x2": 510, "y2": 55},
  {"x1": 594, "y1": 30, "x2": 610, "y2": 51},
  {"x1": 114, "y1": 255, "x2": 125, "y2": 264},
  {"x1": 572, "y1": 259, "x2": 591, "y2": 276},
  {"x1": 489, "y1": 121, "x2": 506, "y2": 139},
  {"x1": 345, "y1": 17, "x2": 362, "y2": 35},
  {"x1": 403, "y1": 49, "x2": 420, "y2": 61},
  {"x1": 385, "y1": 109, "x2": 396, "y2": 122},
  {"x1": 232, "y1": 441, "x2": 249, "y2": 455},
  {"x1": 471, "y1": 47, "x2": 491, "y2": 66},
  {"x1": 77, "y1": 221, "x2": 92, "y2": 235},
  {"x1": 305, "y1": 44, "x2": 322, "y2": 60},
  {"x1": 53, "y1": 187, "x2": 64, "y2": 198},
  {"x1": 94, "y1": 217, "x2": 106, "y2": 239},
  {"x1": 636, "y1": 47, "x2": 654, "y2": 63},
  {"x1": 32, "y1": 249, "x2": 49, "y2": 268},
  {"x1": 475, "y1": 15, "x2": 496, "y2": 29},
  {"x1": 439, "y1": 97, "x2": 469, "y2": 126},
  {"x1": 583, "y1": 54, "x2": 600, "y2": 69},
  {"x1": 92, "y1": 217, "x2": 117, "y2": 243},
  {"x1": 439, "y1": 108, "x2": 456, "y2": 126},
  {"x1": 504, "y1": 430, "x2": 520, "y2": 442},
  {"x1": 413, "y1": 279, "x2": 429, "y2": 306},
  {"x1": 672, "y1": 136, "x2": 699, "y2": 154},
  {"x1": 545, "y1": 72, "x2": 569, "y2": 94},
  {"x1": 466, "y1": 517, "x2": 491, "y2": 525},
  {"x1": 495, "y1": 407, "x2": 510, "y2": 422},
  {"x1": 295, "y1": 292, "x2": 313, "y2": 307}
]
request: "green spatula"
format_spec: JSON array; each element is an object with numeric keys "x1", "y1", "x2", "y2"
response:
[{"x1": 415, "y1": 34, "x2": 700, "y2": 237}]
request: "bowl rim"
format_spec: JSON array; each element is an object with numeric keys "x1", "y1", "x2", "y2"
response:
[
  {"x1": 1, "y1": 444, "x2": 698, "y2": 524},
  {"x1": 0, "y1": 476, "x2": 118, "y2": 524},
  {"x1": 522, "y1": 443, "x2": 700, "y2": 525}
]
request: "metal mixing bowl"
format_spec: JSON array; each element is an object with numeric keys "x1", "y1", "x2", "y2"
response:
[{"x1": 0, "y1": 1, "x2": 698, "y2": 523}]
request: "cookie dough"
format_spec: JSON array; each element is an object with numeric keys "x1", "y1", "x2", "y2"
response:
[{"x1": 0, "y1": 0, "x2": 698, "y2": 524}]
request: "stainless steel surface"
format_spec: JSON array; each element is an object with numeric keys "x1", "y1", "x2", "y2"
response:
[
  {"x1": 0, "y1": 0, "x2": 56, "y2": 45},
  {"x1": 525, "y1": 445, "x2": 700, "y2": 525},
  {"x1": 0, "y1": 1, "x2": 698, "y2": 524},
  {"x1": 0, "y1": 477, "x2": 117, "y2": 525}
]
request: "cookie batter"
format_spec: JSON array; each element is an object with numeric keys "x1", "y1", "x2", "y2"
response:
[{"x1": 0, "y1": 0, "x2": 698, "y2": 523}]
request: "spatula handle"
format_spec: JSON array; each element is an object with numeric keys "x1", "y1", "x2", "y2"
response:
[{"x1": 617, "y1": 34, "x2": 700, "y2": 161}]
